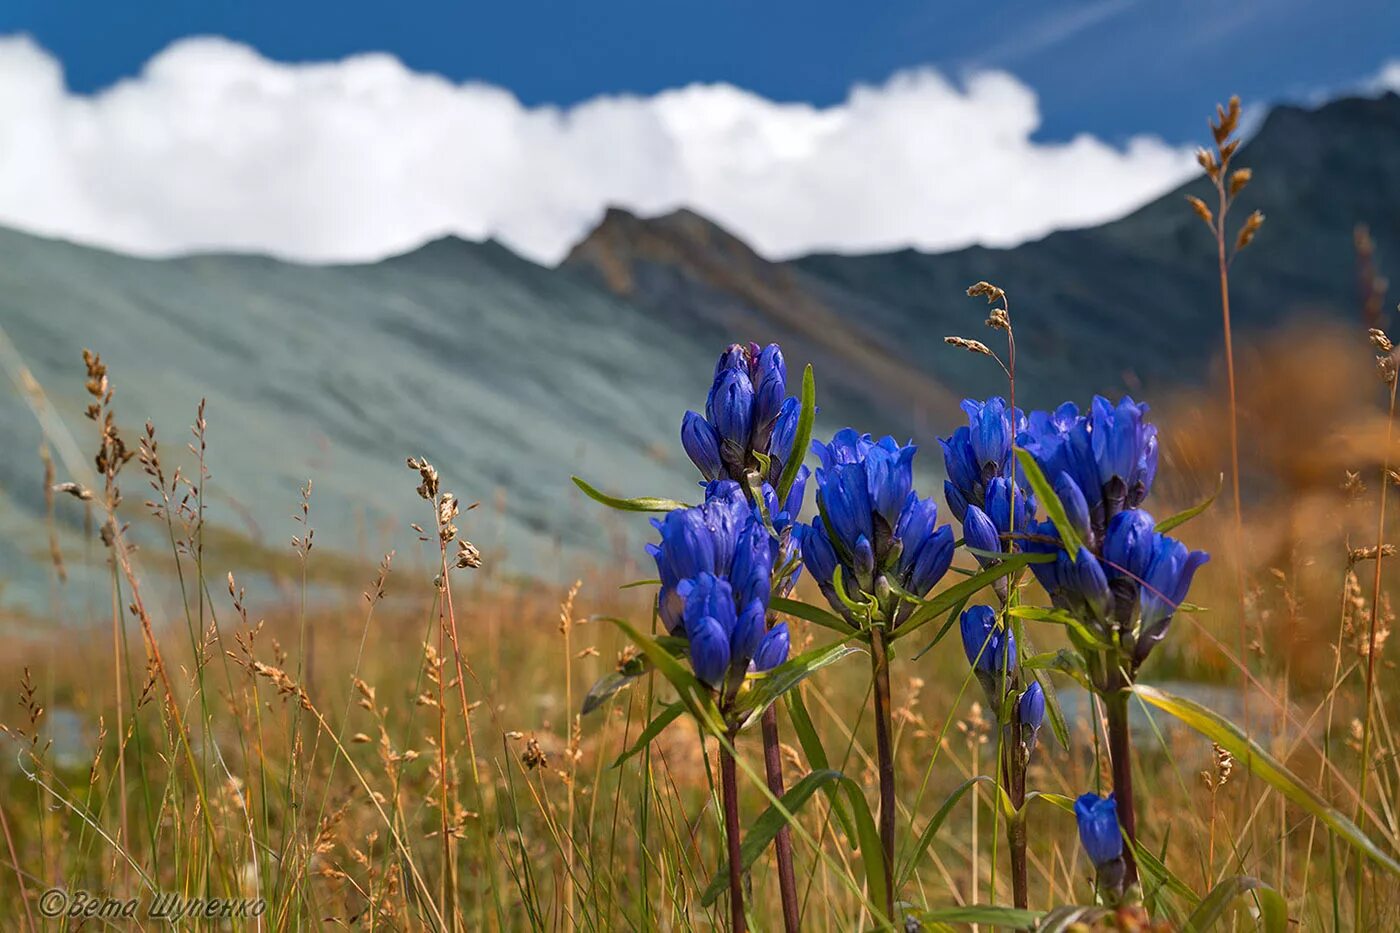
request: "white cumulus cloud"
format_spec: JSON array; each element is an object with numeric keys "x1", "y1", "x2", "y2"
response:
[{"x1": 0, "y1": 35, "x2": 1200, "y2": 265}]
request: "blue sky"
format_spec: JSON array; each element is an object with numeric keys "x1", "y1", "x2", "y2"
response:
[
  {"x1": 3, "y1": 0, "x2": 1396, "y2": 144},
  {"x1": 0, "y1": 1, "x2": 1396, "y2": 265}
]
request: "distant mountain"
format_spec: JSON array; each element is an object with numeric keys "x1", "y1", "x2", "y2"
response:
[{"x1": 2, "y1": 92, "x2": 1397, "y2": 609}]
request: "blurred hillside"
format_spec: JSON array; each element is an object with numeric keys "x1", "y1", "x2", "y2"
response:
[{"x1": 2, "y1": 92, "x2": 1398, "y2": 610}]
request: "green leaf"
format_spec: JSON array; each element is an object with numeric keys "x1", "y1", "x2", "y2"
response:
[
  {"x1": 1184, "y1": 876, "x2": 1288, "y2": 933},
  {"x1": 776, "y1": 364, "x2": 816, "y2": 502},
  {"x1": 700, "y1": 768, "x2": 845, "y2": 907},
  {"x1": 618, "y1": 578, "x2": 661, "y2": 590},
  {"x1": 612, "y1": 702, "x2": 685, "y2": 768},
  {"x1": 581, "y1": 670, "x2": 640, "y2": 715},
  {"x1": 571, "y1": 476, "x2": 690, "y2": 513},
  {"x1": 909, "y1": 592, "x2": 971, "y2": 661},
  {"x1": 898, "y1": 776, "x2": 990, "y2": 886},
  {"x1": 913, "y1": 905, "x2": 1044, "y2": 927},
  {"x1": 840, "y1": 779, "x2": 888, "y2": 921},
  {"x1": 1134, "y1": 838, "x2": 1200, "y2": 912},
  {"x1": 1156, "y1": 473, "x2": 1223, "y2": 534},
  {"x1": 600, "y1": 617, "x2": 724, "y2": 734},
  {"x1": 786, "y1": 688, "x2": 858, "y2": 845},
  {"x1": 1014, "y1": 447, "x2": 1084, "y2": 555},
  {"x1": 1132, "y1": 683, "x2": 1400, "y2": 875},
  {"x1": 1007, "y1": 605, "x2": 1114, "y2": 651},
  {"x1": 731, "y1": 640, "x2": 863, "y2": 730},
  {"x1": 893, "y1": 553, "x2": 1049, "y2": 640},
  {"x1": 771, "y1": 596, "x2": 853, "y2": 634}
]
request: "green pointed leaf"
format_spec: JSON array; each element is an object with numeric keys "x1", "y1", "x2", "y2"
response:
[
  {"x1": 700, "y1": 768, "x2": 845, "y2": 907},
  {"x1": 786, "y1": 688, "x2": 858, "y2": 845},
  {"x1": 612, "y1": 701, "x2": 686, "y2": 768},
  {"x1": 1156, "y1": 473, "x2": 1224, "y2": 534},
  {"x1": 731, "y1": 640, "x2": 862, "y2": 730},
  {"x1": 893, "y1": 553, "x2": 1050, "y2": 640},
  {"x1": 618, "y1": 577, "x2": 661, "y2": 590},
  {"x1": 776, "y1": 364, "x2": 816, "y2": 502},
  {"x1": 600, "y1": 617, "x2": 723, "y2": 734},
  {"x1": 1007, "y1": 605, "x2": 1114, "y2": 651},
  {"x1": 1014, "y1": 446, "x2": 1084, "y2": 555},
  {"x1": 840, "y1": 779, "x2": 888, "y2": 921},
  {"x1": 909, "y1": 592, "x2": 971, "y2": 661},
  {"x1": 579, "y1": 632, "x2": 688, "y2": 715},
  {"x1": 898, "y1": 776, "x2": 990, "y2": 886},
  {"x1": 571, "y1": 476, "x2": 690, "y2": 513},
  {"x1": 1132, "y1": 683, "x2": 1400, "y2": 875},
  {"x1": 1133, "y1": 838, "x2": 1200, "y2": 913},
  {"x1": 913, "y1": 905, "x2": 1044, "y2": 927},
  {"x1": 1184, "y1": 875, "x2": 1288, "y2": 933},
  {"x1": 771, "y1": 596, "x2": 854, "y2": 634}
]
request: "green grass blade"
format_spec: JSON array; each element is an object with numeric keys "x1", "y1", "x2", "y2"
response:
[
  {"x1": 571, "y1": 476, "x2": 690, "y2": 513},
  {"x1": 612, "y1": 701, "x2": 685, "y2": 768},
  {"x1": 771, "y1": 596, "x2": 855, "y2": 634},
  {"x1": 1185, "y1": 876, "x2": 1288, "y2": 933},
  {"x1": 898, "y1": 775, "x2": 990, "y2": 887},
  {"x1": 731, "y1": 640, "x2": 863, "y2": 730},
  {"x1": 1133, "y1": 683, "x2": 1400, "y2": 875},
  {"x1": 1014, "y1": 446, "x2": 1084, "y2": 555},
  {"x1": 700, "y1": 768, "x2": 845, "y2": 907},
  {"x1": 894, "y1": 553, "x2": 1048, "y2": 638},
  {"x1": 786, "y1": 688, "x2": 858, "y2": 845},
  {"x1": 601, "y1": 616, "x2": 724, "y2": 733},
  {"x1": 1155, "y1": 473, "x2": 1223, "y2": 533},
  {"x1": 913, "y1": 905, "x2": 1044, "y2": 927}
]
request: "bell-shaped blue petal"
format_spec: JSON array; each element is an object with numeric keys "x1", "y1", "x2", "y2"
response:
[
  {"x1": 813, "y1": 428, "x2": 873, "y2": 470},
  {"x1": 798, "y1": 518, "x2": 839, "y2": 586},
  {"x1": 1074, "y1": 793, "x2": 1124, "y2": 867},
  {"x1": 731, "y1": 598, "x2": 767, "y2": 667},
  {"x1": 864, "y1": 438, "x2": 916, "y2": 528},
  {"x1": 1140, "y1": 536, "x2": 1210, "y2": 634},
  {"x1": 728, "y1": 519, "x2": 773, "y2": 611},
  {"x1": 960, "y1": 605, "x2": 1015, "y2": 674},
  {"x1": 962, "y1": 504, "x2": 1000, "y2": 560},
  {"x1": 822, "y1": 462, "x2": 874, "y2": 553},
  {"x1": 752, "y1": 622, "x2": 790, "y2": 672},
  {"x1": 1071, "y1": 547, "x2": 1112, "y2": 622},
  {"x1": 707, "y1": 367, "x2": 755, "y2": 449},
  {"x1": 767, "y1": 396, "x2": 802, "y2": 481},
  {"x1": 1102, "y1": 509, "x2": 1157, "y2": 582},
  {"x1": 752, "y1": 344, "x2": 786, "y2": 432},
  {"x1": 688, "y1": 616, "x2": 732, "y2": 688},
  {"x1": 1019, "y1": 681, "x2": 1046, "y2": 730},
  {"x1": 684, "y1": 573, "x2": 737, "y2": 642},
  {"x1": 681, "y1": 411, "x2": 724, "y2": 481},
  {"x1": 1054, "y1": 472, "x2": 1092, "y2": 545},
  {"x1": 904, "y1": 524, "x2": 954, "y2": 597}
]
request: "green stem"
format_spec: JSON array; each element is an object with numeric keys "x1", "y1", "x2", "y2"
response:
[{"x1": 869, "y1": 625, "x2": 898, "y2": 925}]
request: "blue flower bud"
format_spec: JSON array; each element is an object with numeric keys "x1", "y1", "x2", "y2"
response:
[
  {"x1": 822, "y1": 462, "x2": 874, "y2": 553},
  {"x1": 1054, "y1": 472, "x2": 1092, "y2": 545},
  {"x1": 1018, "y1": 681, "x2": 1046, "y2": 732},
  {"x1": 731, "y1": 598, "x2": 767, "y2": 666},
  {"x1": 1074, "y1": 793, "x2": 1124, "y2": 867},
  {"x1": 852, "y1": 534, "x2": 876, "y2": 587},
  {"x1": 688, "y1": 616, "x2": 731, "y2": 688},
  {"x1": 681, "y1": 410, "x2": 724, "y2": 481},
  {"x1": 864, "y1": 438, "x2": 916, "y2": 529},
  {"x1": 962, "y1": 504, "x2": 1000, "y2": 559},
  {"x1": 1072, "y1": 546, "x2": 1112, "y2": 622},
  {"x1": 904, "y1": 524, "x2": 954, "y2": 597},
  {"x1": 752, "y1": 621, "x2": 790, "y2": 672},
  {"x1": 752, "y1": 344, "x2": 786, "y2": 434},
  {"x1": 767, "y1": 397, "x2": 802, "y2": 482},
  {"x1": 707, "y1": 367, "x2": 755, "y2": 449},
  {"x1": 798, "y1": 518, "x2": 839, "y2": 587},
  {"x1": 1102, "y1": 509, "x2": 1157, "y2": 581}
]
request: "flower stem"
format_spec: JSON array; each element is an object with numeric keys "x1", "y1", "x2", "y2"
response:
[
  {"x1": 720, "y1": 738, "x2": 748, "y2": 933},
  {"x1": 760, "y1": 706, "x2": 801, "y2": 933},
  {"x1": 1001, "y1": 739, "x2": 1029, "y2": 912},
  {"x1": 1104, "y1": 688, "x2": 1139, "y2": 886},
  {"x1": 869, "y1": 625, "x2": 898, "y2": 924}
]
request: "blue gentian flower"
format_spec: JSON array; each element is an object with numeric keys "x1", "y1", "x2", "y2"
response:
[
  {"x1": 799, "y1": 430, "x2": 954, "y2": 627},
  {"x1": 1018, "y1": 396, "x2": 1158, "y2": 539},
  {"x1": 1018, "y1": 681, "x2": 1046, "y2": 751},
  {"x1": 646, "y1": 481, "x2": 789, "y2": 688},
  {"x1": 940, "y1": 397, "x2": 1028, "y2": 523},
  {"x1": 959, "y1": 605, "x2": 1016, "y2": 674},
  {"x1": 683, "y1": 343, "x2": 802, "y2": 487},
  {"x1": 1074, "y1": 792, "x2": 1124, "y2": 868}
]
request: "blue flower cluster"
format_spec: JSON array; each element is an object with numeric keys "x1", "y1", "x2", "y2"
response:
[
  {"x1": 940, "y1": 398, "x2": 1036, "y2": 566},
  {"x1": 682, "y1": 342, "x2": 804, "y2": 487},
  {"x1": 648, "y1": 480, "x2": 790, "y2": 688},
  {"x1": 1015, "y1": 397, "x2": 1208, "y2": 670},
  {"x1": 796, "y1": 430, "x2": 955, "y2": 627}
]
